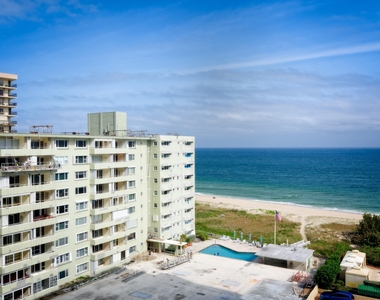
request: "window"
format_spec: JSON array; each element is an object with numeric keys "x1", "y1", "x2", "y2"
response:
[
  {"x1": 31, "y1": 262, "x2": 45, "y2": 273},
  {"x1": 59, "y1": 269, "x2": 68, "y2": 280},
  {"x1": 154, "y1": 203, "x2": 158, "y2": 208},
  {"x1": 91, "y1": 199, "x2": 103, "y2": 209},
  {"x1": 75, "y1": 140, "x2": 87, "y2": 148},
  {"x1": 76, "y1": 262, "x2": 88, "y2": 274},
  {"x1": 97, "y1": 170, "x2": 103, "y2": 178},
  {"x1": 128, "y1": 154, "x2": 135, "y2": 161},
  {"x1": 55, "y1": 172, "x2": 68, "y2": 181},
  {"x1": 154, "y1": 178, "x2": 158, "y2": 183},
  {"x1": 56, "y1": 237, "x2": 68, "y2": 247},
  {"x1": 56, "y1": 188, "x2": 68, "y2": 198},
  {"x1": 75, "y1": 186, "x2": 87, "y2": 195},
  {"x1": 113, "y1": 239, "x2": 119, "y2": 246},
  {"x1": 56, "y1": 205, "x2": 68, "y2": 215},
  {"x1": 75, "y1": 156, "x2": 87, "y2": 164},
  {"x1": 4, "y1": 252, "x2": 22, "y2": 266},
  {"x1": 127, "y1": 232, "x2": 136, "y2": 240},
  {"x1": 76, "y1": 201, "x2": 88, "y2": 211},
  {"x1": 75, "y1": 217, "x2": 87, "y2": 226},
  {"x1": 161, "y1": 165, "x2": 170, "y2": 170},
  {"x1": 55, "y1": 140, "x2": 68, "y2": 148},
  {"x1": 32, "y1": 244, "x2": 45, "y2": 256},
  {"x1": 54, "y1": 156, "x2": 68, "y2": 165},
  {"x1": 76, "y1": 247, "x2": 88, "y2": 258},
  {"x1": 1, "y1": 196, "x2": 20, "y2": 207},
  {"x1": 96, "y1": 184, "x2": 103, "y2": 194},
  {"x1": 127, "y1": 167, "x2": 135, "y2": 175},
  {"x1": 8, "y1": 213, "x2": 21, "y2": 225},
  {"x1": 128, "y1": 180, "x2": 136, "y2": 188},
  {"x1": 128, "y1": 141, "x2": 135, "y2": 148},
  {"x1": 128, "y1": 194, "x2": 136, "y2": 201},
  {"x1": 91, "y1": 214, "x2": 103, "y2": 223},
  {"x1": 128, "y1": 206, "x2": 135, "y2": 214},
  {"x1": 161, "y1": 141, "x2": 170, "y2": 146},
  {"x1": 129, "y1": 245, "x2": 136, "y2": 253},
  {"x1": 92, "y1": 244, "x2": 103, "y2": 253},
  {"x1": 153, "y1": 141, "x2": 157, "y2": 146},
  {"x1": 2, "y1": 233, "x2": 21, "y2": 246},
  {"x1": 92, "y1": 229, "x2": 103, "y2": 238},
  {"x1": 76, "y1": 232, "x2": 88, "y2": 242},
  {"x1": 153, "y1": 154, "x2": 157, "y2": 159},
  {"x1": 55, "y1": 253, "x2": 70, "y2": 265},
  {"x1": 75, "y1": 171, "x2": 87, "y2": 179},
  {"x1": 55, "y1": 221, "x2": 69, "y2": 231}
]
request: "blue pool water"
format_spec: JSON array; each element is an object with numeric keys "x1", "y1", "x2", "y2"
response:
[{"x1": 199, "y1": 244, "x2": 258, "y2": 261}]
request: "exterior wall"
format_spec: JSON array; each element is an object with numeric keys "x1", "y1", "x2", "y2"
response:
[
  {"x1": 148, "y1": 135, "x2": 195, "y2": 242},
  {"x1": 0, "y1": 132, "x2": 194, "y2": 300},
  {"x1": 346, "y1": 273, "x2": 368, "y2": 288},
  {"x1": 0, "y1": 73, "x2": 18, "y2": 134}
]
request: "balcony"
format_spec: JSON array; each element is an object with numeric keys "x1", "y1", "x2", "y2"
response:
[
  {"x1": 8, "y1": 93, "x2": 17, "y2": 97},
  {"x1": 9, "y1": 101, "x2": 17, "y2": 107},
  {"x1": 1, "y1": 162, "x2": 61, "y2": 173},
  {"x1": 9, "y1": 111, "x2": 17, "y2": 116}
]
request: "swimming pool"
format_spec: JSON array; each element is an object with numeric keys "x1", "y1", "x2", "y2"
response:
[{"x1": 199, "y1": 244, "x2": 258, "y2": 261}]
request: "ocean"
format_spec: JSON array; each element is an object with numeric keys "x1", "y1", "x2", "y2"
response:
[{"x1": 195, "y1": 148, "x2": 380, "y2": 214}]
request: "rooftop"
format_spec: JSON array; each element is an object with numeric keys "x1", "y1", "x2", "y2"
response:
[{"x1": 255, "y1": 244, "x2": 314, "y2": 263}]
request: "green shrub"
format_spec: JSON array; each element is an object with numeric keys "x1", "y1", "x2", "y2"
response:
[
  {"x1": 196, "y1": 231, "x2": 209, "y2": 241},
  {"x1": 360, "y1": 246, "x2": 380, "y2": 266},
  {"x1": 314, "y1": 246, "x2": 347, "y2": 289}
]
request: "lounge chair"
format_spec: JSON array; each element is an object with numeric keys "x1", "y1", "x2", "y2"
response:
[
  {"x1": 240, "y1": 239, "x2": 248, "y2": 244},
  {"x1": 233, "y1": 238, "x2": 240, "y2": 243}
]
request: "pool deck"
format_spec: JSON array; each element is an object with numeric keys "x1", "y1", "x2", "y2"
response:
[{"x1": 52, "y1": 239, "x2": 306, "y2": 300}]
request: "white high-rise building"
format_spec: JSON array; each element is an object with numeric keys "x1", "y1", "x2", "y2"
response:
[{"x1": 0, "y1": 73, "x2": 195, "y2": 300}]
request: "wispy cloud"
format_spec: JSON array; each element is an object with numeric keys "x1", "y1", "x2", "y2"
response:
[{"x1": 180, "y1": 42, "x2": 380, "y2": 74}]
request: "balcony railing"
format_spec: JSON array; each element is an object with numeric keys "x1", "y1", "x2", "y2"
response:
[
  {"x1": 11, "y1": 83, "x2": 17, "y2": 88},
  {"x1": 1, "y1": 162, "x2": 61, "y2": 172},
  {"x1": 9, "y1": 102, "x2": 17, "y2": 106},
  {"x1": 9, "y1": 93, "x2": 17, "y2": 97},
  {"x1": 33, "y1": 215, "x2": 54, "y2": 222}
]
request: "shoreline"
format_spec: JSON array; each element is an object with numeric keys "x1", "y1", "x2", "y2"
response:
[{"x1": 195, "y1": 192, "x2": 364, "y2": 216}]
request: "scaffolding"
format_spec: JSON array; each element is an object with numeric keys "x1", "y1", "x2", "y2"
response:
[{"x1": 30, "y1": 125, "x2": 53, "y2": 134}]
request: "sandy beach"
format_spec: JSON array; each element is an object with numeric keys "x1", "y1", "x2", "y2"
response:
[{"x1": 196, "y1": 194, "x2": 363, "y2": 240}]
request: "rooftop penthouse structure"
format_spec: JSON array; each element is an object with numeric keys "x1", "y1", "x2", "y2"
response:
[{"x1": 0, "y1": 73, "x2": 195, "y2": 300}]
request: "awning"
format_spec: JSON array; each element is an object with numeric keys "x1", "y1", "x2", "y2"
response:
[{"x1": 147, "y1": 239, "x2": 187, "y2": 247}]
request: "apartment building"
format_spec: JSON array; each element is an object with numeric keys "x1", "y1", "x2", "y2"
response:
[
  {"x1": 0, "y1": 73, "x2": 18, "y2": 134},
  {"x1": 0, "y1": 73, "x2": 195, "y2": 300}
]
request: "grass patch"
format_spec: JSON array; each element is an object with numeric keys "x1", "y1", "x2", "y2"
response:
[
  {"x1": 306, "y1": 222, "x2": 356, "y2": 256},
  {"x1": 195, "y1": 203, "x2": 302, "y2": 244}
]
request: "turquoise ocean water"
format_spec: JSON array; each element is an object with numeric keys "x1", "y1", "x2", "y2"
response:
[{"x1": 195, "y1": 148, "x2": 380, "y2": 214}]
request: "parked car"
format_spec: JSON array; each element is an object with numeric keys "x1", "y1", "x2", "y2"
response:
[{"x1": 320, "y1": 290, "x2": 354, "y2": 300}]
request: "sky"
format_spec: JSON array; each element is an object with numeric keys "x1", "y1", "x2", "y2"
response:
[{"x1": 1, "y1": 0, "x2": 380, "y2": 148}]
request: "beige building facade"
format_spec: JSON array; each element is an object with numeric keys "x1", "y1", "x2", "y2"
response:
[{"x1": 0, "y1": 74, "x2": 195, "y2": 300}]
